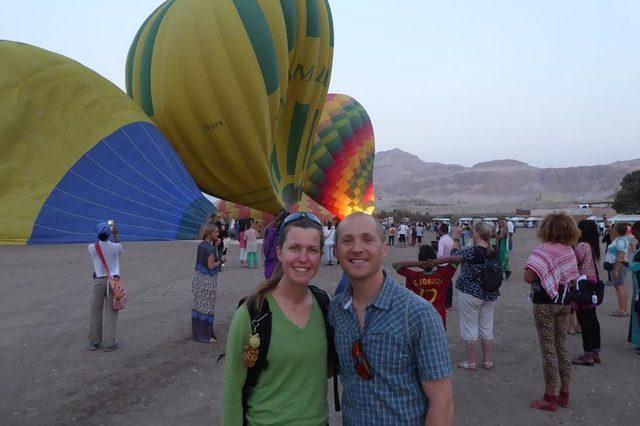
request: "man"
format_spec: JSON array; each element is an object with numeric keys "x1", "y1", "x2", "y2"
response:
[
  {"x1": 437, "y1": 223, "x2": 454, "y2": 309},
  {"x1": 398, "y1": 222, "x2": 409, "y2": 247},
  {"x1": 330, "y1": 213, "x2": 454, "y2": 426},
  {"x1": 507, "y1": 219, "x2": 515, "y2": 251}
]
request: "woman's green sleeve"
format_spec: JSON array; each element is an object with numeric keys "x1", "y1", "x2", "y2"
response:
[{"x1": 221, "y1": 306, "x2": 251, "y2": 425}]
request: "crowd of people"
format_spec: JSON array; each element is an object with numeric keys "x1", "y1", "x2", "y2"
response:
[{"x1": 85, "y1": 210, "x2": 640, "y2": 424}]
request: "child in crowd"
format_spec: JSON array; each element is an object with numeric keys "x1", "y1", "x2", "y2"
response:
[{"x1": 393, "y1": 245, "x2": 456, "y2": 328}]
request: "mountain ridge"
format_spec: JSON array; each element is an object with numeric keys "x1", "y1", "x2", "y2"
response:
[{"x1": 373, "y1": 148, "x2": 640, "y2": 210}]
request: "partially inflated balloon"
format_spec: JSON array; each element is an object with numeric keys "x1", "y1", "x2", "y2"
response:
[
  {"x1": 215, "y1": 199, "x2": 274, "y2": 223},
  {"x1": 126, "y1": 0, "x2": 333, "y2": 213},
  {"x1": 304, "y1": 94, "x2": 375, "y2": 219},
  {"x1": 290, "y1": 194, "x2": 335, "y2": 224},
  {"x1": 0, "y1": 41, "x2": 215, "y2": 244}
]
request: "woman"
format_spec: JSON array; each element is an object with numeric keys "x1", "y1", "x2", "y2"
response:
[
  {"x1": 87, "y1": 221, "x2": 124, "y2": 352},
  {"x1": 571, "y1": 220, "x2": 602, "y2": 366},
  {"x1": 244, "y1": 221, "x2": 259, "y2": 269},
  {"x1": 629, "y1": 221, "x2": 640, "y2": 355},
  {"x1": 606, "y1": 222, "x2": 631, "y2": 317},
  {"x1": 222, "y1": 213, "x2": 329, "y2": 425},
  {"x1": 323, "y1": 221, "x2": 336, "y2": 266},
  {"x1": 497, "y1": 219, "x2": 512, "y2": 280},
  {"x1": 192, "y1": 224, "x2": 225, "y2": 343},
  {"x1": 238, "y1": 223, "x2": 247, "y2": 267},
  {"x1": 429, "y1": 221, "x2": 498, "y2": 371},
  {"x1": 524, "y1": 212, "x2": 580, "y2": 411}
]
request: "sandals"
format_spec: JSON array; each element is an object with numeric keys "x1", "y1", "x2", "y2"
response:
[
  {"x1": 611, "y1": 311, "x2": 630, "y2": 317},
  {"x1": 482, "y1": 361, "x2": 494, "y2": 369},
  {"x1": 571, "y1": 355, "x2": 594, "y2": 366},
  {"x1": 457, "y1": 361, "x2": 477, "y2": 370}
]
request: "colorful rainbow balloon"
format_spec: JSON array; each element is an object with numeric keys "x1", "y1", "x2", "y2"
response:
[
  {"x1": 304, "y1": 94, "x2": 375, "y2": 219},
  {"x1": 0, "y1": 41, "x2": 215, "y2": 244},
  {"x1": 126, "y1": 0, "x2": 334, "y2": 213}
]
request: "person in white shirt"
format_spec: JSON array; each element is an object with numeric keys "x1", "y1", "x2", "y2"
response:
[
  {"x1": 507, "y1": 220, "x2": 515, "y2": 251},
  {"x1": 437, "y1": 223, "x2": 454, "y2": 308},
  {"x1": 416, "y1": 223, "x2": 424, "y2": 244},
  {"x1": 398, "y1": 223, "x2": 409, "y2": 247},
  {"x1": 87, "y1": 222, "x2": 124, "y2": 352},
  {"x1": 323, "y1": 221, "x2": 336, "y2": 265}
]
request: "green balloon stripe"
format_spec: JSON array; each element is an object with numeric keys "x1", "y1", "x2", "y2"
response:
[
  {"x1": 280, "y1": 0, "x2": 298, "y2": 52},
  {"x1": 139, "y1": 0, "x2": 177, "y2": 116},
  {"x1": 305, "y1": 0, "x2": 320, "y2": 38},
  {"x1": 233, "y1": 0, "x2": 281, "y2": 96},
  {"x1": 125, "y1": 1, "x2": 164, "y2": 97}
]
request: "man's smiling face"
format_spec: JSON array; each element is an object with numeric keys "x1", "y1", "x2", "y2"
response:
[{"x1": 335, "y1": 214, "x2": 388, "y2": 282}]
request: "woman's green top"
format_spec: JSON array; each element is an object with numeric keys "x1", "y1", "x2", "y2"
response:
[{"x1": 222, "y1": 293, "x2": 328, "y2": 425}]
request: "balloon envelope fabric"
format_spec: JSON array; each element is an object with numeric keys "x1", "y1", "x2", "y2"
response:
[
  {"x1": 0, "y1": 41, "x2": 215, "y2": 244},
  {"x1": 305, "y1": 93, "x2": 375, "y2": 219},
  {"x1": 126, "y1": 0, "x2": 334, "y2": 213},
  {"x1": 215, "y1": 199, "x2": 274, "y2": 223}
]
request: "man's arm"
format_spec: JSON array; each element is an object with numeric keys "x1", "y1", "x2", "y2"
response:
[
  {"x1": 392, "y1": 260, "x2": 426, "y2": 273},
  {"x1": 429, "y1": 255, "x2": 463, "y2": 266},
  {"x1": 422, "y1": 378, "x2": 454, "y2": 426}
]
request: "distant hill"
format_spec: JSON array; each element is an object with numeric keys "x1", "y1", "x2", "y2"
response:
[{"x1": 374, "y1": 148, "x2": 640, "y2": 211}]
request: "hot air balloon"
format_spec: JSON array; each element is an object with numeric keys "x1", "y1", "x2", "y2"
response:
[
  {"x1": 0, "y1": 41, "x2": 215, "y2": 244},
  {"x1": 215, "y1": 200, "x2": 274, "y2": 224},
  {"x1": 304, "y1": 94, "x2": 375, "y2": 219},
  {"x1": 290, "y1": 194, "x2": 336, "y2": 224},
  {"x1": 126, "y1": 0, "x2": 334, "y2": 213}
]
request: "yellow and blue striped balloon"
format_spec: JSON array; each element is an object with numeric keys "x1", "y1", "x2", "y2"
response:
[{"x1": 0, "y1": 41, "x2": 215, "y2": 244}]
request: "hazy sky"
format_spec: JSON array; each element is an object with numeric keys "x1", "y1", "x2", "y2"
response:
[{"x1": 3, "y1": 0, "x2": 639, "y2": 167}]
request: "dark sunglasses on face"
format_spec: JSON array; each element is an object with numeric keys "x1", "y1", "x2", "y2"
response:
[
  {"x1": 280, "y1": 211, "x2": 323, "y2": 230},
  {"x1": 352, "y1": 340, "x2": 373, "y2": 380}
]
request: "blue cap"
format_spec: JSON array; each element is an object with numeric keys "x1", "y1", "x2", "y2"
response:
[{"x1": 95, "y1": 222, "x2": 111, "y2": 238}]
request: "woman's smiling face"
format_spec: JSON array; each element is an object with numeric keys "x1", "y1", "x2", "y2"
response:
[{"x1": 277, "y1": 226, "x2": 323, "y2": 286}]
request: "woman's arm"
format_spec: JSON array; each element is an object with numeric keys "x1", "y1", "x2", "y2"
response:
[
  {"x1": 392, "y1": 260, "x2": 429, "y2": 273},
  {"x1": 430, "y1": 255, "x2": 464, "y2": 266},
  {"x1": 523, "y1": 267, "x2": 536, "y2": 284}
]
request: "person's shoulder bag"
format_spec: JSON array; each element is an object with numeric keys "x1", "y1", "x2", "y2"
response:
[{"x1": 94, "y1": 242, "x2": 128, "y2": 310}]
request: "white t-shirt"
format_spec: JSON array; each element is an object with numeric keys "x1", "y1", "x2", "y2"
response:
[
  {"x1": 437, "y1": 234, "x2": 454, "y2": 260},
  {"x1": 323, "y1": 227, "x2": 336, "y2": 245},
  {"x1": 88, "y1": 240, "x2": 124, "y2": 277},
  {"x1": 398, "y1": 224, "x2": 408, "y2": 235},
  {"x1": 415, "y1": 226, "x2": 423, "y2": 237},
  {"x1": 507, "y1": 221, "x2": 515, "y2": 234}
]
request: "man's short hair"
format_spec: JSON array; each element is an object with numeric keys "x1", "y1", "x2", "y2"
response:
[
  {"x1": 439, "y1": 223, "x2": 449, "y2": 234},
  {"x1": 335, "y1": 212, "x2": 385, "y2": 243}
]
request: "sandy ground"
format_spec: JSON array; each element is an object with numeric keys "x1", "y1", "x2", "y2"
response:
[{"x1": 1, "y1": 229, "x2": 638, "y2": 425}]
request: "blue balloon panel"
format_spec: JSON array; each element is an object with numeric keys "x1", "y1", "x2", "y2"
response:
[{"x1": 29, "y1": 121, "x2": 215, "y2": 244}]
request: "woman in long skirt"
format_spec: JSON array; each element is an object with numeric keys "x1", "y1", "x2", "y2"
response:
[{"x1": 192, "y1": 224, "x2": 225, "y2": 343}]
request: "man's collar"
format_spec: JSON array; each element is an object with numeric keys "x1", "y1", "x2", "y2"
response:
[{"x1": 341, "y1": 271, "x2": 395, "y2": 312}]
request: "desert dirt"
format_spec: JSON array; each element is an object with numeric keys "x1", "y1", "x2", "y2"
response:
[{"x1": 1, "y1": 229, "x2": 638, "y2": 425}]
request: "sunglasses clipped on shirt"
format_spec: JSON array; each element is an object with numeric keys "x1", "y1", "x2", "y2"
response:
[
  {"x1": 280, "y1": 211, "x2": 323, "y2": 230},
  {"x1": 352, "y1": 340, "x2": 373, "y2": 380}
]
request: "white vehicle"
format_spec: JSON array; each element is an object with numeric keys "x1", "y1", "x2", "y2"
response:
[
  {"x1": 509, "y1": 216, "x2": 527, "y2": 228},
  {"x1": 525, "y1": 217, "x2": 541, "y2": 228},
  {"x1": 482, "y1": 217, "x2": 498, "y2": 227}
]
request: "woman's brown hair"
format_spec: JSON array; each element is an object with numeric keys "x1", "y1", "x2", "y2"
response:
[
  {"x1": 537, "y1": 212, "x2": 580, "y2": 245},
  {"x1": 245, "y1": 216, "x2": 324, "y2": 310},
  {"x1": 201, "y1": 223, "x2": 218, "y2": 241}
]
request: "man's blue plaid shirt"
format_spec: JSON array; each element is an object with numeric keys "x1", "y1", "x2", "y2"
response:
[{"x1": 330, "y1": 273, "x2": 452, "y2": 425}]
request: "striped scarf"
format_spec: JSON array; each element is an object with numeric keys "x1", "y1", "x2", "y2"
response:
[{"x1": 525, "y1": 242, "x2": 579, "y2": 299}]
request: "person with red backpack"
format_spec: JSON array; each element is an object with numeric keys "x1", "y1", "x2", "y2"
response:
[
  {"x1": 222, "y1": 212, "x2": 337, "y2": 425},
  {"x1": 87, "y1": 221, "x2": 123, "y2": 352}
]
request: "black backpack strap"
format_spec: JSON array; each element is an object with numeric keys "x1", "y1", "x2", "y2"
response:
[
  {"x1": 241, "y1": 298, "x2": 272, "y2": 425},
  {"x1": 309, "y1": 285, "x2": 341, "y2": 412}
]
